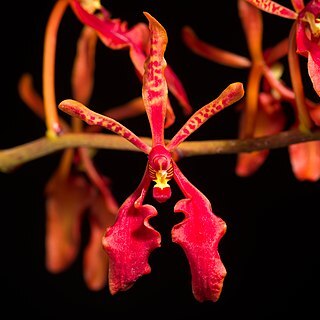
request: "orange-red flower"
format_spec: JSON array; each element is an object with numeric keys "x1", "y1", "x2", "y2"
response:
[
  {"x1": 245, "y1": 0, "x2": 320, "y2": 96},
  {"x1": 183, "y1": 0, "x2": 320, "y2": 181},
  {"x1": 59, "y1": 12, "x2": 244, "y2": 302}
]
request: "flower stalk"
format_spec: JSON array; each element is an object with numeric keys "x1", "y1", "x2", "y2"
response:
[{"x1": 1, "y1": 129, "x2": 320, "y2": 173}]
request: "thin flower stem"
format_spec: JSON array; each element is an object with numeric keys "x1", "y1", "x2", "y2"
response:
[
  {"x1": 1, "y1": 130, "x2": 320, "y2": 173},
  {"x1": 43, "y1": 0, "x2": 69, "y2": 138},
  {"x1": 241, "y1": 63, "x2": 264, "y2": 138},
  {"x1": 288, "y1": 21, "x2": 313, "y2": 132}
]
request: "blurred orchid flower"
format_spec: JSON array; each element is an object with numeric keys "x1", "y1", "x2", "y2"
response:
[
  {"x1": 59, "y1": 12, "x2": 244, "y2": 302},
  {"x1": 244, "y1": 0, "x2": 320, "y2": 180},
  {"x1": 183, "y1": 0, "x2": 320, "y2": 181},
  {"x1": 245, "y1": 0, "x2": 320, "y2": 97},
  {"x1": 183, "y1": 0, "x2": 287, "y2": 176}
]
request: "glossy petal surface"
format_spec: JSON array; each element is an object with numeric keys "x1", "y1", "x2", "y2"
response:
[
  {"x1": 102, "y1": 168, "x2": 161, "y2": 294},
  {"x1": 172, "y1": 162, "x2": 227, "y2": 302}
]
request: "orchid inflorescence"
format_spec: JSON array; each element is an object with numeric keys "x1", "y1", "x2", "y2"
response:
[{"x1": 1, "y1": 0, "x2": 320, "y2": 303}]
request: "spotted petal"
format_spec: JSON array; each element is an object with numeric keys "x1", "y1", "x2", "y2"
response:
[
  {"x1": 244, "y1": 0, "x2": 298, "y2": 19},
  {"x1": 167, "y1": 82, "x2": 244, "y2": 151},
  {"x1": 296, "y1": 2, "x2": 320, "y2": 96},
  {"x1": 172, "y1": 162, "x2": 227, "y2": 302},
  {"x1": 142, "y1": 12, "x2": 169, "y2": 146},
  {"x1": 102, "y1": 167, "x2": 161, "y2": 294},
  {"x1": 58, "y1": 99, "x2": 151, "y2": 154}
]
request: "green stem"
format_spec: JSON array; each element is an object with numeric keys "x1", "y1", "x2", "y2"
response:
[{"x1": 1, "y1": 130, "x2": 320, "y2": 173}]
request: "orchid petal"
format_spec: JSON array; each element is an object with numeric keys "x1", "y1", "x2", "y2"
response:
[
  {"x1": 289, "y1": 140, "x2": 320, "y2": 181},
  {"x1": 167, "y1": 82, "x2": 244, "y2": 151},
  {"x1": 238, "y1": 0, "x2": 264, "y2": 61},
  {"x1": 45, "y1": 169, "x2": 96, "y2": 273},
  {"x1": 244, "y1": 0, "x2": 298, "y2": 19},
  {"x1": 236, "y1": 97, "x2": 286, "y2": 176},
  {"x1": 291, "y1": 0, "x2": 305, "y2": 12},
  {"x1": 18, "y1": 73, "x2": 71, "y2": 132},
  {"x1": 102, "y1": 167, "x2": 161, "y2": 294},
  {"x1": 18, "y1": 73, "x2": 45, "y2": 119},
  {"x1": 58, "y1": 99, "x2": 151, "y2": 154},
  {"x1": 264, "y1": 38, "x2": 289, "y2": 65},
  {"x1": 236, "y1": 150, "x2": 270, "y2": 177},
  {"x1": 102, "y1": 97, "x2": 146, "y2": 120},
  {"x1": 142, "y1": 12, "x2": 169, "y2": 146},
  {"x1": 164, "y1": 65, "x2": 193, "y2": 115},
  {"x1": 307, "y1": 55, "x2": 320, "y2": 97},
  {"x1": 70, "y1": 0, "x2": 130, "y2": 49},
  {"x1": 83, "y1": 192, "x2": 117, "y2": 291},
  {"x1": 164, "y1": 98, "x2": 176, "y2": 129},
  {"x1": 296, "y1": 6, "x2": 320, "y2": 96},
  {"x1": 182, "y1": 26, "x2": 251, "y2": 68},
  {"x1": 71, "y1": 25, "x2": 98, "y2": 104},
  {"x1": 309, "y1": 105, "x2": 320, "y2": 125},
  {"x1": 172, "y1": 162, "x2": 226, "y2": 302}
]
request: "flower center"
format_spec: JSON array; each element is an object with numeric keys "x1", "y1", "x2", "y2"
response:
[
  {"x1": 148, "y1": 145, "x2": 174, "y2": 202},
  {"x1": 301, "y1": 12, "x2": 320, "y2": 41},
  {"x1": 80, "y1": 0, "x2": 102, "y2": 14}
]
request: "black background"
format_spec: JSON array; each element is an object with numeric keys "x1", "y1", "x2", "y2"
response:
[{"x1": 1, "y1": 0, "x2": 319, "y2": 319}]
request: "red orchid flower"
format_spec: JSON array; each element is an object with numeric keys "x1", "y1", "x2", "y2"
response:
[
  {"x1": 69, "y1": 0, "x2": 192, "y2": 127},
  {"x1": 183, "y1": 0, "x2": 320, "y2": 181},
  {"x1": 244, "y1": 0, "x2": 320, "y2": 97},
  {"x1": 244, "y1": 0, "x2": 320, "y2": 181},
  {"x1": 59, "y1": 12, "x2": 244, "y2": 302},
  {"x1": 183, "y1": 0, "x2": 287, "y2": 176}
]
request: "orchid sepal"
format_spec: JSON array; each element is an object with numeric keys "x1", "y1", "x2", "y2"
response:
[
  {"x1": 142, "y1": 12, "x2": 168, "y2": 147},
  {"x1": 244, "y1": 0, "x2": 298, "y2": 19},
  {"x1": 182, "y1": 26, "x2": 252, "y2": 68},
  {"x1": 58, "y1": 99, "x2": 151, "y2": 154}
]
